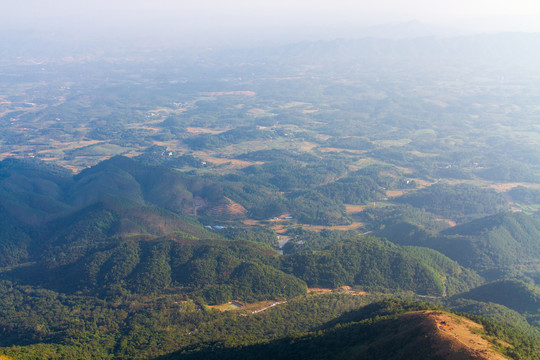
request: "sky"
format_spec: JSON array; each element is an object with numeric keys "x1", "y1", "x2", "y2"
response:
[{"x1": 2, "y1": 0, "x2": 540, "y2": 47}]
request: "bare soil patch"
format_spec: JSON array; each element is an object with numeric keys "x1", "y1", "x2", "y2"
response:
[
  {"x1": 247, "y1": 108, "x2": 266, "y2": 115},
  {"x1": 243, "y1": 219, "x2": 262, "y2": 226},
  {"x1": 186, "y1": 127, "x2": 225, "y2": 134},
  {"x1": 307, "y1": 288, "x2": 333, "y2": 294},
  {"x1": 345, "y1": 204, "x2": 365, "y2": 214},
  {"x1": 435, "y1": 218, "x2": 457, "y2": 227},
  {"x1": 302, "y1": 221, "x2": 364, "y2": 232},
  {"x1": 386, "y1": 190, "x2": 404, "y2": 198},
  {"x1": 206, "y1": 198, "x2": 247, "y2": 220},
  {"x1": 299, "y1": 142, "x2": 318, "y2": 151},
  {"x1": 270, "y1": 224, "x2": 288, "y2": 234},
  {"x1": 489, "y1": 182, "x2": 529, "y2": 193},
  {"x1": 281, "y1": 101, "x2": 310, "y2": 108},
  {"x1": 411, "y1": 178, "x2": 434, "y2": 188},
  {"x1": 199, "y1": 156, "x2": 257, "y2": 169},
  {"x1": 403, "y1": 311, "x2": 509, "y2": 360},
  {"x1": 36, "y1": 140, "x2": 104, "y2": 154}
]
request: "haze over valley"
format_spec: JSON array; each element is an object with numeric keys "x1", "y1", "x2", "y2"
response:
[{"x1": 1, "y1": 1, "x2": 540, "y2": 359}]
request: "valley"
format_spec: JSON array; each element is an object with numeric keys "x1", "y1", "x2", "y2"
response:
[{"x1": 0, "y1": 33, "x2": 540, "y2": 359}]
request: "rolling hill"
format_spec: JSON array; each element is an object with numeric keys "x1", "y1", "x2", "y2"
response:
[
  {"x1": 451, "y1": 279, "x2": 540, "y2": 314},
  {"x1": 374, "y1": 212, "x2": 540, "y2": 280},
  {"x1": 164, "y1": 299, "x2": 539, "y2": 360}
]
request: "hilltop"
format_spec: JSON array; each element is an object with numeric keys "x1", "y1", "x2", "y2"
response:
[{"x1": 164, "y1": 299, "x2": 537, "y2": 360}]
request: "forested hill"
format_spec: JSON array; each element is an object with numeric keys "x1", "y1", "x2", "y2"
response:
[
  {"x1": 2, "y1": 28, "x2": 540, "y2": 360},
  {"x1": 451, "y1": 279, "x2": 540, "y2": 314},
  {"x1": 280, "y1": 237, "x2": 482, "y2": 296},
  {"x1": 0, "y1": 156, "x2": 484, "y2": 305},
  {"x1": 0, "y1": 156, "x2": 229, "y2": 226},
  {"x1": 163, "y1": 299, "x2": 540, "y2": 360},
  {"x1": 8, "y1": 235, "x2": 307, "y2": 303},
  {"x1": 373, "y1": 211, "x2": 540, "y2": 279}
]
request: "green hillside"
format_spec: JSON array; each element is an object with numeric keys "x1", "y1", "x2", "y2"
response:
[
  {"x1": 165, "y1": 299, "x2": 540, "y2": 360},
  {"x1": 394, "y1": 183, "x2": 508, "y2": 223},
  {"x1": 0, "y1": 156, "x2": 232, "y2": 228},
  {"x1": 374, "y1": 212, "x2": 540, "y2": 280},
  {"x1": 39, "y1": 198, "x2": 220, "y2": 265},
  {"x1": 0, "y1": 206, "x2": 32, "y2": 267},
  {"x1": 280, "y1": 237, "x2": 480, "y2": 296},
  {"x1": 402, "y1": 246, "x2": 483, "y2": 296},
  {"x1": 6, "y1": 235, "x2": 306, "y2": 303},
  {"x1": 452, "y1": 280, "x2": 540, "y2": 314},
  {"x1": 447, "y1": 298, "x2": 540, "y2": 336},
  {"x1": 0, "y1": 158, "x2": 73, "y2": 225}
]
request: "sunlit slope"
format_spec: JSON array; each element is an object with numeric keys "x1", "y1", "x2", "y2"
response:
[{"x1": 168, "y1": 299, "x2": 536, "y2": 360}]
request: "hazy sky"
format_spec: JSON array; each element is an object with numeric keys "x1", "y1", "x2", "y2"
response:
[{"x1": 2, "y1": 0, "x2": 540, "y2": 46}]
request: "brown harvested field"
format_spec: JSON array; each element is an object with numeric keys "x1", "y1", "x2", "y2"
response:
[
  {"x1": 489, "y1": 182, "x2": 539, "y2": 193},
  {"x1": 435, "y1": 218, "x2": 457, "y2": 227},
  {"x1": 36, "y1": 140, "x2": 104, "y2": 153},
  {"x1": 413, "y1": 179, "x2": 434, "y2": 188},
  {"x1": 205, "y1": 198, "x2": 247, "y2": 220},
  {"x1": 270, "y1": 225, "x2": 288, "y2": 234},
  {"x1": 247, "y1": 108, "x2": 266, "y2": 115},
  {"x1": 281, "y1": 101, "x2": 310, "y2": 108},
  {"x1": 299, "y1": 142, "x2": 318, "y2": 151},
  {"x1": 396, "y1": 166, "x2": 414, "y2": 174},
  {"x1": 186, "y1": 127, "x2": 226, "y2": 134},
  {"x1": 55, "y1": 164, "x2": 83, "y2": 173},
  {"x1": 37, "y1": 157, "x2": 64, "y2": 162},
  {"x1": 345, "y1": 204, "x2": 365, "y2": 214},
  {"x1": 0, "y1": 140, "x2": 112, "y2": 162},
  {"x1": 151, "y1": 140, "x2": 183, "y2": 149},
  {"x1": 0, "y1": 152, "x2": 16, "y2": 159},
  {"x1": 198, "y1": 156, "x2": 258, "y2": 169},
  {"x1": 301, "y1": 221, "x2": 364, "y2": 232},
  {"x1": 307, "y1": 288, "x2": 333, "y2": 294},
  {"x1": 243, "y1": 219, "x2": 263, "y2": 226},
  {"x1": 386, "y1": 190, "x2": 404, "y2": 198}
]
